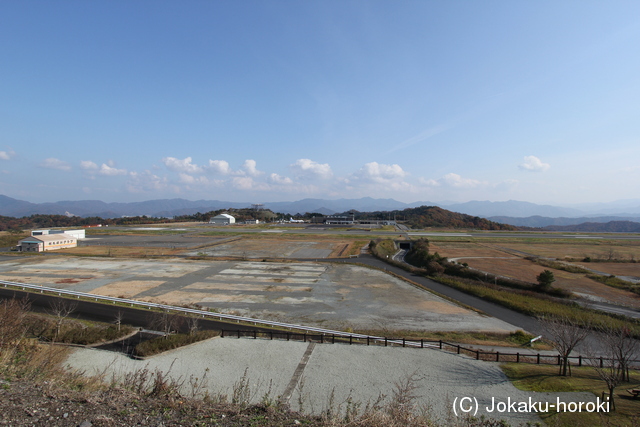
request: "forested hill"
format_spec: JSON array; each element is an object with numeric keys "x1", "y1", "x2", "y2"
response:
[
  {"x1": 403, "y1": 206, "x2": 516, "y2": 230},
  {"x1": 359, "y1": 206, "x2": 516, "y2": 230}
]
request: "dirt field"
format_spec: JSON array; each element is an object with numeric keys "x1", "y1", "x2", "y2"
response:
[
  {"x1": 186, "y1": 238, "x2": 360, "y2": 259},
  {"x1": 588, "y1": 262, "x2": 640, "y2": 278},
  {"x1": 491, "y1": 241, "x2": 640, "y2": 261},
  {"x1": 429, "y1": 240, "x2": 640, "y2": 308},
  {"x1": 460, "y1": 257, "x2": 640, "y2": 308},
  {"x1": 0, "y1": 256, "x2": 516, "y2": 333}
]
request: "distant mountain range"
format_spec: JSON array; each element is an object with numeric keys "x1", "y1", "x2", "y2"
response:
[{"x1": 1, "y1": 195, "x2": 640, "y2": 229}]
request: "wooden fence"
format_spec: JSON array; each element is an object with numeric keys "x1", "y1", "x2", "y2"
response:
[{"x1": 220, "y1": 329, "x2": 640, "y2": 368}]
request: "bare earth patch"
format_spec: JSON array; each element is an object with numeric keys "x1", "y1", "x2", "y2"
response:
[
  {"x1": 91, "y1": 281, "x2": 165, "y2": 298},
  {"x1": 462, "y1": 257, "x2": 640, "y2": 308}
]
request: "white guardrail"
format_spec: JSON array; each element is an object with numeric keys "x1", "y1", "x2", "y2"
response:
[{"x1": 0, "y1": 279, "x2": 438, "y2": 349}]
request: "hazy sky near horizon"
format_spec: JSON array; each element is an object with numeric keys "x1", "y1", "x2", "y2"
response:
[{"x1": 1, "y1": 1, "x2": 639, "y2": 205}]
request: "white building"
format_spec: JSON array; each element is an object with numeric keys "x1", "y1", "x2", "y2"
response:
[
  {"x1": 18, "y1": 234, "x2": 78, "y2": 252},
  {"x1": 209, "y1": 214, "x2": 236, "y2": 225},
  {"x1": 32, "y1": 229, "x2": 86, "y2": 239}
]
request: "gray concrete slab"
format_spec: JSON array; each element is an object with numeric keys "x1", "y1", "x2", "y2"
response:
[
  {"x1": 64, "y1": 338, "x2": 601, "y2": 426},
  {"x1": 0, "y1": 257, "x2": 518, "y2": 333}
]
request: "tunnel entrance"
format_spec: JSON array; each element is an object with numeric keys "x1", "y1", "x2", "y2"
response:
[{"x1": 397, "y1": 241, "x2": 412, "y2": 250}]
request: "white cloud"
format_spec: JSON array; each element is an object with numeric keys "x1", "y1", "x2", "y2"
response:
[
  {"x1": 519, "y1": 155, "x2": 550, "y2": 172},
  {"x1": 0, "y1": 150, "x2": 15, "y2": 160},
  {"x1": 162, "y1": 156, "x2": 203, "y2": 174},
  {"x1": 178, "y1": 173, "x2": 209, "y2": 185},
  {"x1": 207, "y1": 159, "x2": 232, "y2": 175},
  {"x1": 242, "y1": 159, "x2": 262, "y2": 177},
  {"x1": 268, "y1": 173, "x2": 293, "y2": 185},
  {"x1": 126, "y1": 170, "x2": 168, "y2": 193},
  {"x1": 419, "y1": 177, "x2": 441, "y2": 187},
  {"x1": 291, "y1": 159, "x2": 333, "y2": 179},
  {"x1": 80, "y1": 160, "x2": 99, "y2": 170},
  {"x1": 99, "y1": 163, "x2": 127, "y2": 176},
  {"x1": 356, "y1": 162, "x2": 407, "y2": 183},
  {"x1": 232, "y1": 176, "x2": 255, "y2": 190},
  {"x1": 40, "y1": 158, "x2": 71, "y2": 171},
  {"x1": 442, "y1": 173, "x2": 483, "y2": 188},
  {"x1": 421, "y1": 173, "x2": 484, "y2": 189}
]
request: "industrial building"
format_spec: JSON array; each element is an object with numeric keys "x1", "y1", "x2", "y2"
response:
[
  {"x1": 18, "y1": 234, "x2": 78, "y2": 252},
  {"x1": 310, "y1": 214, "x2": 355, "y2": 225},
  {"x1": 32, "y1": 229, "x2": 86, "y2": 239},
  {"x1": 209, "y1": 213, "x2": 236, "y2": 225}
]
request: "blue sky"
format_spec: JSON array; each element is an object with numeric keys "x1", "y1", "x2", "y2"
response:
[{"x1": 1, "y1": 1, "x2": 639, "y2": 205}]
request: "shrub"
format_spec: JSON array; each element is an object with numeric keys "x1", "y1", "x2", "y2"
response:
[{"x1": 536, "y1": 270, "x2": 556, "y2": 289}]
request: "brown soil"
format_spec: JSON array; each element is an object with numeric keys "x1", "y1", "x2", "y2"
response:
[
  {"x1": 584, "y1": 262, "x2": 640, "y2": 277},
  {"x1": 429, "y1": 242, "x2": 507, "y2": 258},
  {"x1": 462, "y1": 257, "x2": 640, "y2": 308},
  {"x1": 494, "y1": 242, "x2": 640, "y2": 261},
  {"x1": 91, "y1": 281, "x2": 165, "y2": 298}
]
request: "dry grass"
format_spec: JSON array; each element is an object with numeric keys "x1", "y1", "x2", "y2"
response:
[
  {"x1": 492, "y1": 241, "x2": 640, "y2": 262},
  {"x1": 0, "y1": 301, "x2": 503, "y2": 427},
  {"x1": 502, "y1": 363, "x2": 640, "y2": 427}
]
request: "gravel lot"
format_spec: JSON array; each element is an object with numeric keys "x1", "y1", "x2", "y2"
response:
[
  {"x1": 0, "y1": 257, "x2": 517, "y2": 333},
  {"x1": 65, "y1": 338, "x2": 598, "y2": 426}
]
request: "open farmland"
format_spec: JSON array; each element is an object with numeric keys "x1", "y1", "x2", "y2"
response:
[
  {"x1": 0, "y1": 256, "x2": 516, "y2": 333},
  {"x1": 491, "y1": 240, "x2": 640, "y2": 261},
  {"x1": 429, "y1": 239, "x2": 640, "y2": 308}
]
